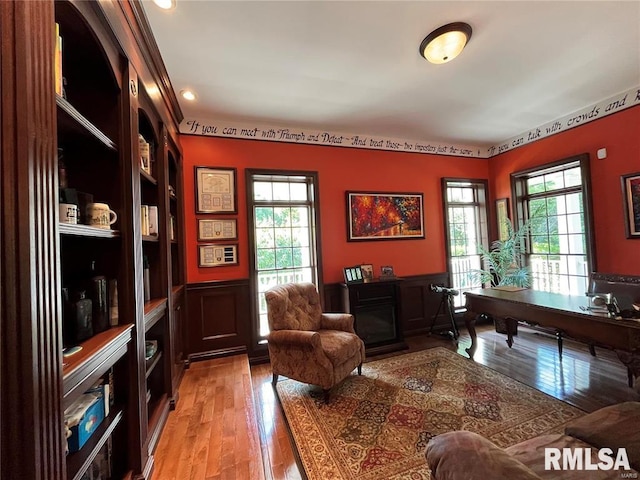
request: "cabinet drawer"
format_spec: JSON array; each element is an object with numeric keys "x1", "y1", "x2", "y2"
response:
[{"x1": 354, "y1": 283, "x2": 396, "y2": 303}]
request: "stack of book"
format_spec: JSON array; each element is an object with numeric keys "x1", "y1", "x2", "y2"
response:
[{"x1": 140, "y1": 205, "x2": 158, "y2": 236}]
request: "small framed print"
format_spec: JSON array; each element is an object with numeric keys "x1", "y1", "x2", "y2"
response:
[
  {"x1": 195, "y1": 167, "x2": 237, "y2": 214},
  {"x1": 622, "y1": 172, "x2": 640, "y2": 238},
  {"x1": 343, "y1": 265, "x2": 364, "y2": 284},
  {"x1": 198, "y1": 218, "x2": 237, "y2": 241},
  {"x1": 380, "y1": 265, "x2": 396, "y2": 278},
  {"x1": 361, "y1": 264, "x2": 374, "y2": 282},
  {"x1": 198, "y1": 243, "x2": 238, "y2": 267}
]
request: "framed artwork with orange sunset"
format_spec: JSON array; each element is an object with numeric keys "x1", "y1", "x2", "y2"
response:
[{"x1": 346, "y1": 191, "x2": 424, "y2": 241}]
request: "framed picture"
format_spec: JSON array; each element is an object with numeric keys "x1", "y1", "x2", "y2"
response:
[
  {"x1": 195, "y1": 167, "x2": 237, "y2": 214},
  {"x1": 343, "y1": 265, "x2": 364, "y2": 284},
  {"x1": 621, "y1": 172, "x2": 640, "y2": 238},
  {"x1": 197, "y1": 218, "x2": 237, "y2": 241},
  {"x1": 380, "y1": 265, "x2": 395, "y2": 278},
  {"x1": 198, "y1": 243, "x2": 239, "y2": 267},
  {"x1": 346, "y1": 191, "x2": 424, "y2": 241},
  {"x1": 496, "y1": 198, "x2": 510, "y2": 241},
  {"x1": 361, "y1": 264, "x2": 374, "y2": 282}
]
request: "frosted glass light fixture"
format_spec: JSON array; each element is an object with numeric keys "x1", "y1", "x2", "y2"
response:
[
  {"x1": 180, "y1": 89, "x2": 196, "y2": 101},
  {"x1": 420, "y1": 22, "x2": 472, "y2": 64},
  {"x1": 153, "y1": 0, "x2": 176, "y2": 10}
]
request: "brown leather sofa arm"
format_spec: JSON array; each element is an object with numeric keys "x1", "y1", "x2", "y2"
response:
[
  {"x1": 320, "y1": 313, "x2": 355, "y2": 333},
  {"x1": 426, "y1": 431, "x2": 543, "y2": 480},
  {"x1": 267, "y1": 329, "x2": 321, "y2": 348}
]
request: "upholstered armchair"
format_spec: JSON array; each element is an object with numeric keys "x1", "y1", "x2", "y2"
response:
[{"x1": 265, "y1": 282, "x2": 365, "y2": 401}]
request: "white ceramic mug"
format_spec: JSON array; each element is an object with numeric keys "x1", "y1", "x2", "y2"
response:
[
  {"x1": 59, "y1": 203, "x2": 78, "y2": 224},
  {"x1": 86, "y1": 202, "x2": 117, "y2": 229}
]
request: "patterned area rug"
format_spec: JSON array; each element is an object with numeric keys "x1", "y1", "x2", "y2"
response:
[{"x1": 275, "y1": 347, "x2": 584, "y2": 480}]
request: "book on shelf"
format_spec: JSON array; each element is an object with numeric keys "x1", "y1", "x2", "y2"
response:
[
  {"x1": 55, "y1": 23, "x2": 63, "y2": 96},
  {"x1": 139, "y1": 134, "x2": 151, "y2": 175},
  {"x1": 140, "y1": 205, "x2": 149, "y2": 236},
  {"x1": 148, "y1": 205, "x2": 158, "y2": 236}
]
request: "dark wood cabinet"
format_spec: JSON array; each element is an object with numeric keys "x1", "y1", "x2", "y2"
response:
[
  {"x1": 0, "y1": 1, "x2": 184, "y2": 478},
  {"x1": 341, "y1": 279, "x2": 407, "y2": 355}
]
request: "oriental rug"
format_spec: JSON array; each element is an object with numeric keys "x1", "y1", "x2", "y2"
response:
[{"x1": 275, "y1": 347, "x2": 584, "y2": 480}]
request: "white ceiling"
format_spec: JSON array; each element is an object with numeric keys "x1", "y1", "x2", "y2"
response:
[{"x1": 144, "y1": 1, "x2": 640, "y2": 148}]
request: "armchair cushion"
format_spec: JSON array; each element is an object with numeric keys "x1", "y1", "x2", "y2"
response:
[
  {"x1": 317, "y1": 330, "x2": 362, "y2": 366},
  {"x1": 320, "y1": 313, "x2": 356, "y2": 333},
  {"x1": 266, "y1": 283, "x2": 322, "y2": 331}
]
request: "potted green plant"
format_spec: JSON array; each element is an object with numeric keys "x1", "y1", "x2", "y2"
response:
[{"x1": 475, "y1": 218, "x2": 531, "y2": 288}]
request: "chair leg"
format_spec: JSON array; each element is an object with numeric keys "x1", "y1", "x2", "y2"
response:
[
  {"x1": 272, "y1": 373, "x2": 279, "y2": 386},
  {"x1": 357, "y1": 363, "x2": 362, "y2": 375},
  {"x1": 323, "y1": 389, "x2": 331, "y2": 404}
]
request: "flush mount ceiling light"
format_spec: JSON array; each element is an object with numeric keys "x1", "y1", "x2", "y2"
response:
[
  {"x1": 153, "y1": 0, "x2": 176, "y2": 10},
  {"x1": 180, "y1": 89, "x2": 196, "y2": 101},
  {"x1": 419, "y1": 22, "x2": 472, "y2": 64}
]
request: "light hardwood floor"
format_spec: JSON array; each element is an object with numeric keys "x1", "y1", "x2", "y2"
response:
[{"x1": 154, "y1": 325, "x2": 639, "y2": 479}]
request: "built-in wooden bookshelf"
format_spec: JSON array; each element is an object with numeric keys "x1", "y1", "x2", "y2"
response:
[{"x1": 0, "y1": 1, "x2": 184, "y2": 478}]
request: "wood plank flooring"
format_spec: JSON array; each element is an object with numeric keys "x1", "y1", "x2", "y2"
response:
[{"x1": 154, "y1": 325, "x2": 639, "y2": 479}]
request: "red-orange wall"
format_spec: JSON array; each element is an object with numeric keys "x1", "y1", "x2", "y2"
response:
[
  {"x1": 490, "y1": 106, "x2": 640, "y2": 275},
  {"x1": 182, "y1": 106, "x2": 640, "y2": 284},
  {"x1": 181, "y1": 138, "x2": 489, "y2": 284}
]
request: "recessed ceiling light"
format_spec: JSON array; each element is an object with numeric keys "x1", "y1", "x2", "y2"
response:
[
  {"x1": 420, "y1": 22, "x2": 472, "y2": 64},
  {"x1": 153, "y1": 0, "x2": 176, "y2": 10},
  {"x1": 180, "y1": 89, "x2": 196, "y2": 101}
]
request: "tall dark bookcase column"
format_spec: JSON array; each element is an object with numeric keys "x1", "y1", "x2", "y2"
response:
[{"x1": 1, "y1": 1, "x2": 185, "y2": 478}]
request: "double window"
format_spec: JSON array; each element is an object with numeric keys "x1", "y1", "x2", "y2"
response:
[
  {"x1": 246, "y1": 171, "x2": 321, "y2": 341},
  {"x1": 511, "y1": 154, "x2": 595, "y2": 295}
]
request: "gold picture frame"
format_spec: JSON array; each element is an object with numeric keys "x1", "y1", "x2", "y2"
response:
[
  {"x1": 195, "y1": 167, "x2": 237, "y2": 214},
  {"x1": 198, "y1": 243, "x2": 239, "y2": 267},
  {"x1": 496, "y1": 198, "x2": 510, "y2": 241},
  {"x1": 197, "y1": 218, "x2": 238, "y2": 241}
]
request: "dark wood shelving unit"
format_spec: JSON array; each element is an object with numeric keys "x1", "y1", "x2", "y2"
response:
[
  {"x1": 140, "y1": 169, "x2": 158, "y2": 185},
  {"x1": 1, "y1": 2, "x2": 185, "y2": 478},
  {"x1": 56, "y1": 95, "x2": 117, "y2": 151},
  {"x1": 145, "y1": 351, "x2": 163, "y2": 379},
  {"x1": 144, "y1": 298, "x2": 167, "y2": 332},
  {"x1": 62, "y1": 325, "x2": 133, "y2": 408},
  {"x1": 59, "y1": 223, "x2": 120, "y2": 238}
]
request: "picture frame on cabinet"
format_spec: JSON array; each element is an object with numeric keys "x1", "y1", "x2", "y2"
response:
[
  {"x1": 198, "y1": 243, "x2": 239, "y2": 267},
  {"x1": 343, "y1": 265, "x2": 364, "y2": 284},
  {"x1": 346, "y1": 191, "x2": 424, "y2": 241},
  {"x1": 197, "y1": 218, "x2": 237, "y2": 241},
  {"x1": 361, "y1": 264, "x2": 374, "y2": 282},
  {"x1": 621, "y1": 172, "x2": 640, "y2": 238},
  {"x1": 195, "y1": 167, "x2": 237, "y2": 214}
]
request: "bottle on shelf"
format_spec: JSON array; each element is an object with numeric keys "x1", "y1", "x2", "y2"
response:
[
  {"x1": 63, "y1": 288, "x2": 93, "y2": 345},
  {"x1": 87, "y1": 260, "x2": 109, "y2": 334},
  {"x1": 143, "y1": 255, "x2": 151, "y2": 302}
]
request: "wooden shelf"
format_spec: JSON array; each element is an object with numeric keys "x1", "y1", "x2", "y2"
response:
[
  {"x1": 140, "y1": 169, "x2": 157, "y2": 185},
  {"x1": 146, "y1": 393, "x2": 170, "y2": 456},
  {"x1": 145, "y1": 350, "x2": 163, "y2": 379},
  {"x1": 142, "y1": 234, "x2": 159, "y2": 242},
  {"x1": 144, "y1": 297, "x2": 167, "y2": 332},
  {"x1": 59, "y1": 223, "x2": 119, "y2": 238},
  {"x1": 56, "y1": 95, "x2": 117, "y2": 151},
  {"x1": 66, "y1": 409, "x2": 123, "y2": 480},
  {"x1": 62, "y1": 325, "x2": 133, "y2": 408},
  {"x1": 171, "y1": 285, "x2": 184, "y2": 299}
]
